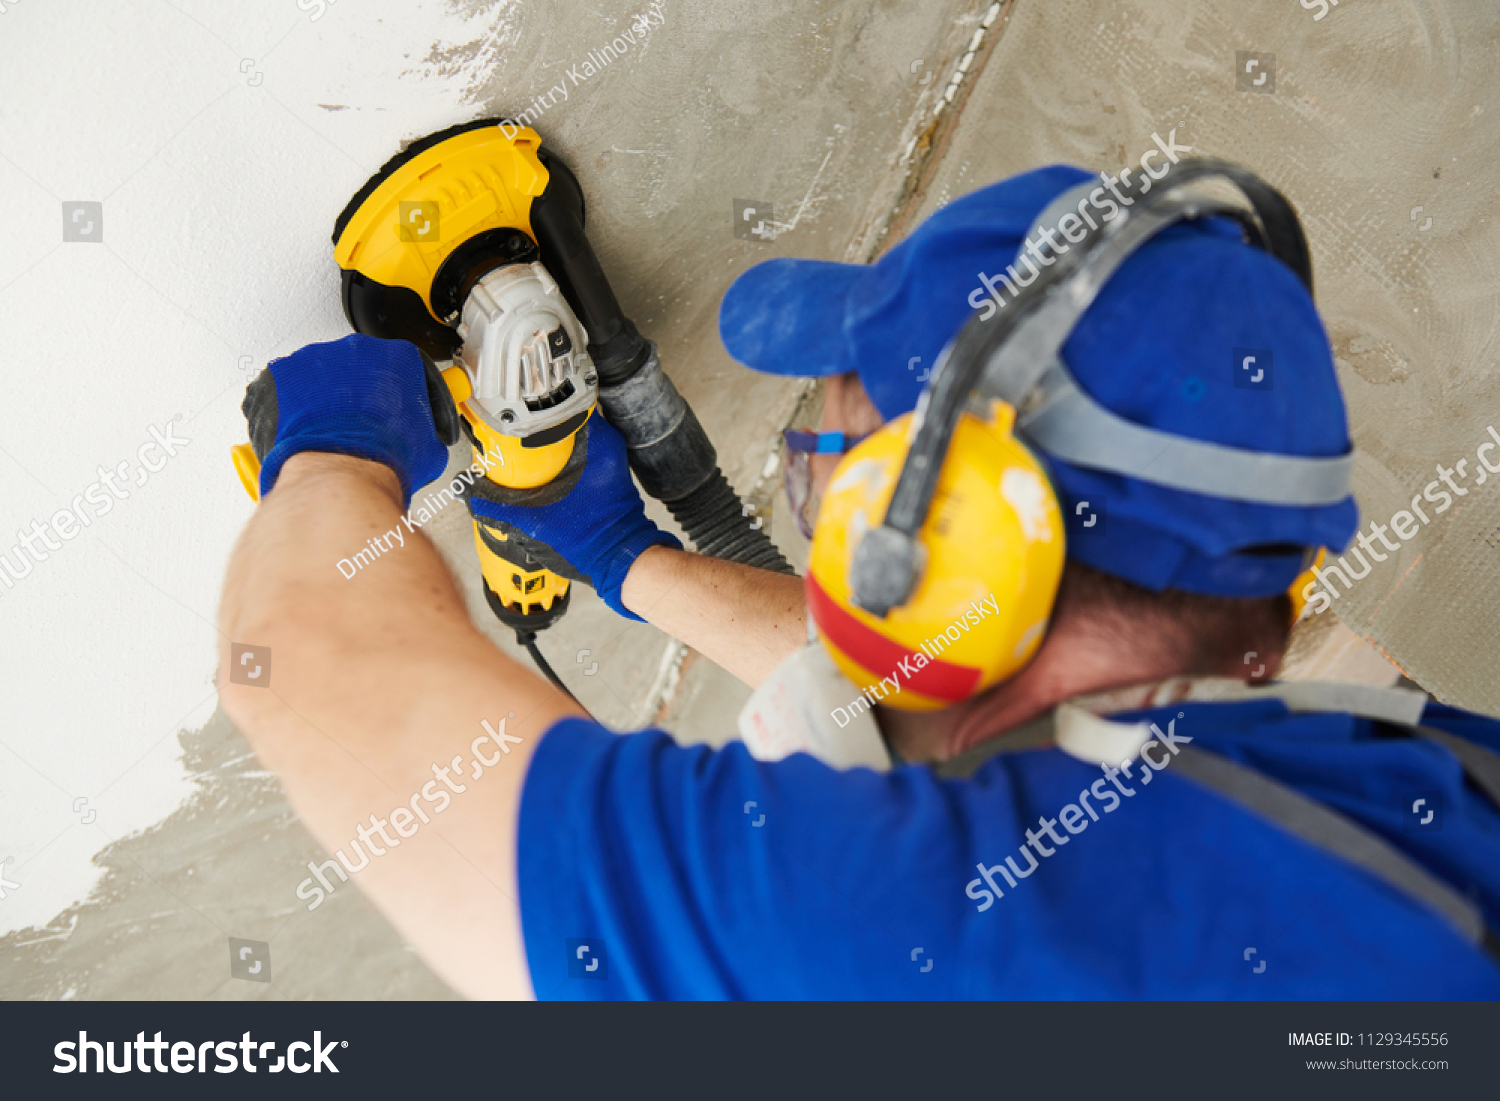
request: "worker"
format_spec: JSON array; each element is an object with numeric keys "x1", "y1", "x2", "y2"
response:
[{"x1": 221, "y1": 164, "x2": 1500, "y2": 999}]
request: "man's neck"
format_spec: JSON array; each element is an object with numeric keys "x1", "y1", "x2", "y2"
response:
[{"x1": 876, "y1": 631, "x2": 1189, "y2": 764}]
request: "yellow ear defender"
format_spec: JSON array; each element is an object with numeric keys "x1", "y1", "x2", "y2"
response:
[
  {"x1": 807, "y1": 402, "x2": 1065, "y2": 711},
  {"x1": 1288, "y1": 548, "x2": 1328, "y2": 622},
  {"x1": 805, "y1": 160, "x2": 1347, "y2": 711}
]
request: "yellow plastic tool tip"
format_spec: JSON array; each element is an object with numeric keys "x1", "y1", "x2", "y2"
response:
[{"x1": 231, "y1": 443, "x2": 261, "y2": 503}]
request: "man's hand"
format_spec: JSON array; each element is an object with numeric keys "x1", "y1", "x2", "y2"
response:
[
  {"x1": 467, "y1": 412, "x2": 681, "y2": 619},
  {"x1": 243, "y1": 333, "x2": 459, "y2": 507}
]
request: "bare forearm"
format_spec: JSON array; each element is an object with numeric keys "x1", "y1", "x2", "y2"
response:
[
  {"x1": 218, "y1": 452, "x2": 578, "y2": 998},
  {"x1": 619, "y1": 545, "x2": 806, "y2": 687}
]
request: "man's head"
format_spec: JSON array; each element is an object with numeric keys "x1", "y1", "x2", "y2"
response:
[
  {"x1": 720, "y1": 163, "x2": 1358, "y2": 754},
  {"x1": 791, "y1": 369, "x2": 1294, "y2": 756}
]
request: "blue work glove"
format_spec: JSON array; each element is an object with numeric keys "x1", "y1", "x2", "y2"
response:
[
  {"x1": 468, "y1": 412, "x2": 682, "y2": 621},
  {"x1": 242, "y1": 333, "x2": 459, "y2": 507}
]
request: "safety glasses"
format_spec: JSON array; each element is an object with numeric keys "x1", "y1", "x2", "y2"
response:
[{"x1": 780, "y1": 429, "x2": 869, "y2": 540}]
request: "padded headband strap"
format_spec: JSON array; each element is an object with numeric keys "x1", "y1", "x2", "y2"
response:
[{"x1": 1018, "y1": 359, "x2": 1355, "y2": 505}]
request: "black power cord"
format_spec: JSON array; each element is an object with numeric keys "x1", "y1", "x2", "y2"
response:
[{"x1": 515, "y1": 630, "x2": 588, "y2": 713}]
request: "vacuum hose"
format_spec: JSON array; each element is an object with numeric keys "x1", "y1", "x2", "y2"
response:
[
  {"x1": 599, "y1": 350, "x2": 793, "y2": 572},
  {"x1": 530, "y1": 146, "x2": 795, "y2": 576}
]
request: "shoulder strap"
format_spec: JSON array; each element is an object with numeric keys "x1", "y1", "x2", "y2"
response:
[
  {"x1": 1170, "y1": 745, "x2": 1500, "y2": 961},
  {"x1": 929, "y1": 690, "x2": 1500, "y2": 960},
  {"x1": 1411, "y1": 724, "x2": 1500, "y2": 810}
]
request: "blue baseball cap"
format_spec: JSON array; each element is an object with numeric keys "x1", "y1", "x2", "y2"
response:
[{"x1": 719, "y1": 164, "x2": 1359, "y2": 598}]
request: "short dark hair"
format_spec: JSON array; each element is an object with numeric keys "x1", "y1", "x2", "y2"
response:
[{"x1": 1054, "y1": 560, "x2": 1292, "y2": 676}]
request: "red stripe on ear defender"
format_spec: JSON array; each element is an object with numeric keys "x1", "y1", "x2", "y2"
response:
[{"x1": 805, "y1": 574, "x2": 981, "y2": 703}]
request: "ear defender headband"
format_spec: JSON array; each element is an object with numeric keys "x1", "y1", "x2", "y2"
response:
[{"x1": 807, "y1": 158, "x2": 1350, "y2": 711}]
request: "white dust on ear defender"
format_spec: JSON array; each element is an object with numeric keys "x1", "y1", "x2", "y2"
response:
[
  {"x1": 832, "y1": 458, "x2": 885, "y2": 552},
  {"x1": 999, "y1": 466, "x2": 1057, "y2": 658},
  {"x1": 1001, "y1": 468, "x2": 1055, "y2": 543},
  {"x1": 829, "y1": 457, "x2": 887, "y2": 496},
  {"x1": 848, "y1": 508, "x2": 869, "y2": 547}
]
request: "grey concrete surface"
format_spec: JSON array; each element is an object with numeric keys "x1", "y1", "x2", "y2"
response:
[
  {"x1": 6, "y1": 0, "x2": 1495, "y2": 1001},
  {"x1": 1, "y1": 707, "x2": 454, "y2": 1001}
]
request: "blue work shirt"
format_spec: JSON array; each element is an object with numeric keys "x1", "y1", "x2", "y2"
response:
[{"x1": 517, "y1": 698, "x2": 1500, "y2": 999}]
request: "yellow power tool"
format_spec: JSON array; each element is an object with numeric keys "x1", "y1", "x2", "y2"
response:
[
  {"x1": 329, "y1": 119, "x2": 596, "y2": 636},
  {"x1": 234, "y1": 118, "x2": 797, "y2": 686},
  {"x1": 234, "y1": 120, "x2": 600, "y2": 641}
]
